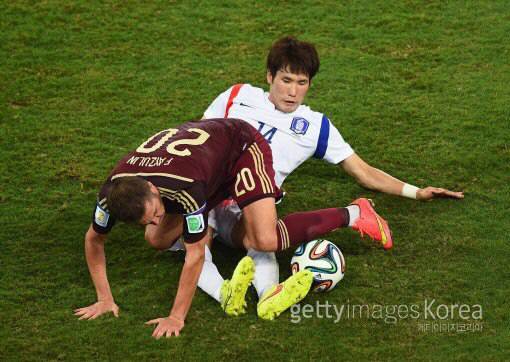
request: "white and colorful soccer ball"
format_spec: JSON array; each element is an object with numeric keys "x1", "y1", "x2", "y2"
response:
[{"x1": 291, "y1": 239, "x2": 345, "y2": 292}]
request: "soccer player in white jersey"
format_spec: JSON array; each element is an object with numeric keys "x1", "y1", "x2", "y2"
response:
[{"x1": 196, "y1": 36, "x2": 463, "y2": 320}]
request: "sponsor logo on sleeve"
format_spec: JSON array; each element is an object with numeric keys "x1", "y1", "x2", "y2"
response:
[
  {"x1": 186, "y1": 214, "x2": 205, "y2": 234},
  {"x1": 290, "y1": 117, "x2": 310, "y2": 135},
  {"x1": 94, "y1": 205, "x2": 110, "y2": 227}
]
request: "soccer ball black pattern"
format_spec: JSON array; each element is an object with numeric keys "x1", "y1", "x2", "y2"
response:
[{"x1": 291, "y1": 239, "x2": 345, "y2": 292}]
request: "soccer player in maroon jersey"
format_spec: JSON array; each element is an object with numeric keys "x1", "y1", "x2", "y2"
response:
[{"x1": 74, "y1": 118, "x2": 392, "y2": 338}]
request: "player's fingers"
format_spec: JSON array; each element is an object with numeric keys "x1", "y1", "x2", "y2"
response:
[
  {"x1": 155, "y1": 328, "x2": 165, "y2": 340},
  {"x1": 89, "y1": 313, "x2": 101, "y2": 320},
  {"x1": 145, "y1": 318, "x2": 161, "y2": 325},
  {"x1": 79, "y1": 312, "x2": 93, "y2": 320},
  {"x1": 152, "y1": 325, "x2": 162, "y2": 338},
  {"x1": 75, "y1": 306, "x2": 94, "y2": 314},
  {"x1": 76, "y1": 309, "x2": 91, "y2": 318},
  {"x1": 440, "y1": 189, "x2": 455, "y2": 195},
  {"x1": 431, "y1": 188, "x2": 445, "y2": 193},
  {"x1": 434, "y1": 189, "x2": 462, "y2": 198},
  {"x1": 112, "y1": 307, "x2": 119, "y2": 317},
  {"x1": 175, "y1": 329, "x2": 180, "y2": 337},
  {"x1": 447, "y1": 190, "x2": 464, "y2": 197},
  {"x1": 85, "y1": 311, "x2": 97, "y2": 319},
  {"x1": 430, "y1": 188, "x2": 448, "y2": 197},
  {"x1": 165, "y1": 328, "x2": 176, "y2": 338}
]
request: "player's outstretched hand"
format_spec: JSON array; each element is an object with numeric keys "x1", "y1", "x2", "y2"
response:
[
  {"x1": 74, "y1": 300, "x2": 119, "y2": 320},
  {"x1": 145, "y1": 316, "x2": 185, "y2": 339},
  {"x1": 417, "y1": 187, "x2": 464, "y2": 201}
]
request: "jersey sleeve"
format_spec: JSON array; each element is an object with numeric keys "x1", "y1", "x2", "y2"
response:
[
  {"x1": 159, "y1": 181, "x2": 209, "y2": 243},
  {"x1": 203, "y1": 86, "x2": 233, "y2": 119},
  {"x1": 91, "y1": 196, "x2": 116, "y2": 234},
  {"x1": 313, "y1": 115, "x2": 354, "y2": 164},
  {"x1": 182, "y1": 204, "x2": 208, "y2": 243}
]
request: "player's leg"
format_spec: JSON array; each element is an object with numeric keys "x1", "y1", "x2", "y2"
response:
[
  {"x1": 242, "y1": 200, "x2": 391, "y2": 251},
  {"x1": 247, "y1": 249, "x2": 279, "y2": 299},
  {"x1": 241, "y1": 197, "x2": 351, "y2": 252},
  {"x1": 231, "y1": 133, "x2": 376, "y2": 252},
  {"x1": 197, "y1": 209, "x2": 254, "y2": 316},
  {"x1": 219, "y1": 255, "x2": 255, "y2": 316},
  {"x1": 257, "y1": 269, "x2": 314, "y2": 320},
  {"x1": 239, "y1": 197, "x2": 345, "y2": 318},
  {"x1": 212, "y1": 200, "x2": 304, "y2": 320},
  {"x1": 196, "y1": 227, "x2": 225, "y2": 303},
  {"x1": 144, "y1": 214, "x2": 183, "y2": 250},
  {"x1": 210, "y1": 200, "x2": 282, "y2": 303},
  {"x1": 217, "y1": 204, "x2": 314, "y2": 303},
  {"x1": 242, "y1": 201, "x2": 392, "y2": 318},
  {"x1": 245, "y1": 248, "x2": 312, "y2": 321},
  {"x1": 349, "y1": 198, "x2": 393, "y2": 249},
  {"x1": 227, "y1": 134, "x2": 347, "y2": 316},
  {"x1": 240, "y1": 197, "x2": 279, "y2": 251}
]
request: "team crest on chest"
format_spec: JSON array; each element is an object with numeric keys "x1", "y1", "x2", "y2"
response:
[{"x1": 290, "y1": 117, "x2": 309, "y2": 135}]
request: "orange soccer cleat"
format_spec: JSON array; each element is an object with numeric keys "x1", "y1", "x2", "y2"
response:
[{"x1": 350, "y1": 198, "x2": 393, "y2": 250}]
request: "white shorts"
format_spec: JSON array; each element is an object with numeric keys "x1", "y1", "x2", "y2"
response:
[
  {"x1": 168, "y1": 201, "x2": 243, "y2": 251},
  {"x1": 207, "y1": 201, "x2": 243, "y2": 248},
  {"x1": 168, "y1": 237, "x2": 185, "y2": 251}
]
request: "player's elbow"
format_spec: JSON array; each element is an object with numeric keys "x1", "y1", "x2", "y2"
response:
[
  {"x1": 85, "y1": 225, "x2": 106, "y2": 246},
  {"x1": 185, "y1": 247, "x2": 205, "y2": 265}
]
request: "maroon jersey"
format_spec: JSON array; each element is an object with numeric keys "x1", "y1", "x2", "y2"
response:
[{"x1": 92, "y1": 118, "x2": 274, "y2": 242}]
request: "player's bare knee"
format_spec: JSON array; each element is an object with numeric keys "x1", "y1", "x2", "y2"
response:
[{"x1": 246, "y1": 232, "x2": 277, "y2": 252}]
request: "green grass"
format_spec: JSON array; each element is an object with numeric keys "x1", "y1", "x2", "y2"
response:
[{"x1": 1, "y1": 1, "x2": 509, "y2": 360}]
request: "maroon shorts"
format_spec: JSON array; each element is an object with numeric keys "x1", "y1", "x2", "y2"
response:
[{"x1": 229, "y1": 131, "x2": 279, "y2": 209}]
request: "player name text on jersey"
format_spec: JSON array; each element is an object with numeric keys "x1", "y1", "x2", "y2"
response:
[{"x1": 126, "y1": 156, "x2": 174, "y2": 168}]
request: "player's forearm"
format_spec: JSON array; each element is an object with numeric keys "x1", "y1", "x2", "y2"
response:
[
  {"x1": 358, "y1": 166, "x2": 407, "y2": 196},
  {"x1": 169, "y1": 251, "x2": 205, "y2": 321},
  {"x1": 84, "y1": 230, "x2": 114, "y2": 302}
]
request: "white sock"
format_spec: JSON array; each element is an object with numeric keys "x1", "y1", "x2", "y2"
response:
[
  {"x1": 247, "y1": 248, "x2": 279, "y2": 299},
  {"x1": 347, "y1": 205, "x2": 360, "y2": 227},
  {"x1": 197, "y1": 245, "x2": 224, "y2": 303}
]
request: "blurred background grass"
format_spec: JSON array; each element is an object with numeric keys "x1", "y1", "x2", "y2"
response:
[{"x1": 1, "y1": 1, "x2": 509, "y2": 360}]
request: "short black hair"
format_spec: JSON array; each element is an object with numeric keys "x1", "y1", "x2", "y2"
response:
[
  {"x1": 107, "y1": 177, "x2": 153, "y2": 223},
  {"x1": 266, "y1": 36, "x2": 320, "y2": 80}
]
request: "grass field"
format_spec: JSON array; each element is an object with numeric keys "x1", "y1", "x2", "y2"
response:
[{"x1": 1, "y1": 1, "x2": 509, "y2": 360}]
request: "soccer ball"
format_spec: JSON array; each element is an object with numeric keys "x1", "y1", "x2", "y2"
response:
[{"x1": 290, "y1": 239, "x2": 345, "y2": 292}]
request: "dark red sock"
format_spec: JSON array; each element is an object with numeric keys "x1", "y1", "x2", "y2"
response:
[{"x1": 276, "y1": 208, "x2": 349, "y2": 250}]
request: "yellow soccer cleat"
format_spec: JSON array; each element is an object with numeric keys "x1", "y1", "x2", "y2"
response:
[
  {"x1": 220, "y1": 256, "x2": 255, "y2": 316},
  {"x1": 257, "y1": 270, "x2": 313, "y2": 320}
]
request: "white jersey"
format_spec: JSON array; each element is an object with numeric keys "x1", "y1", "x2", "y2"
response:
[{"x1": 204, "y1": 84, "x2": 354, "y2": 187}]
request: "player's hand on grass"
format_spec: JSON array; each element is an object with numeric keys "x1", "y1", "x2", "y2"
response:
[
  {"x1": 417, "y1": 187, "x2": 464, "y2": 201},
  {"x1": 145, "y1": 316, "x2": 184, "y2": 339},
  {"x1": 74, "y1": 300, "x2": 119, "y2": 320}
]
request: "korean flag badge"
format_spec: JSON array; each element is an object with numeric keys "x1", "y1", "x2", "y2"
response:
[{"x1": 290, "y1": 117, "x2": 310, "y2": 135}]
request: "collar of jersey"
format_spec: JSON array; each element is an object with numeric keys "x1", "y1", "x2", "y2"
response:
[{"x1": 263, "y1": 91, "x2": 301, "y2": 116}]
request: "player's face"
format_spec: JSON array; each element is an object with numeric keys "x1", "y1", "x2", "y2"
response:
[
  {"x1": 267, "y1": 68, "x2": 310, "y2": 113},
  {"x1": 140, "y1": 193, "x2": 165, "y2": 226}
]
